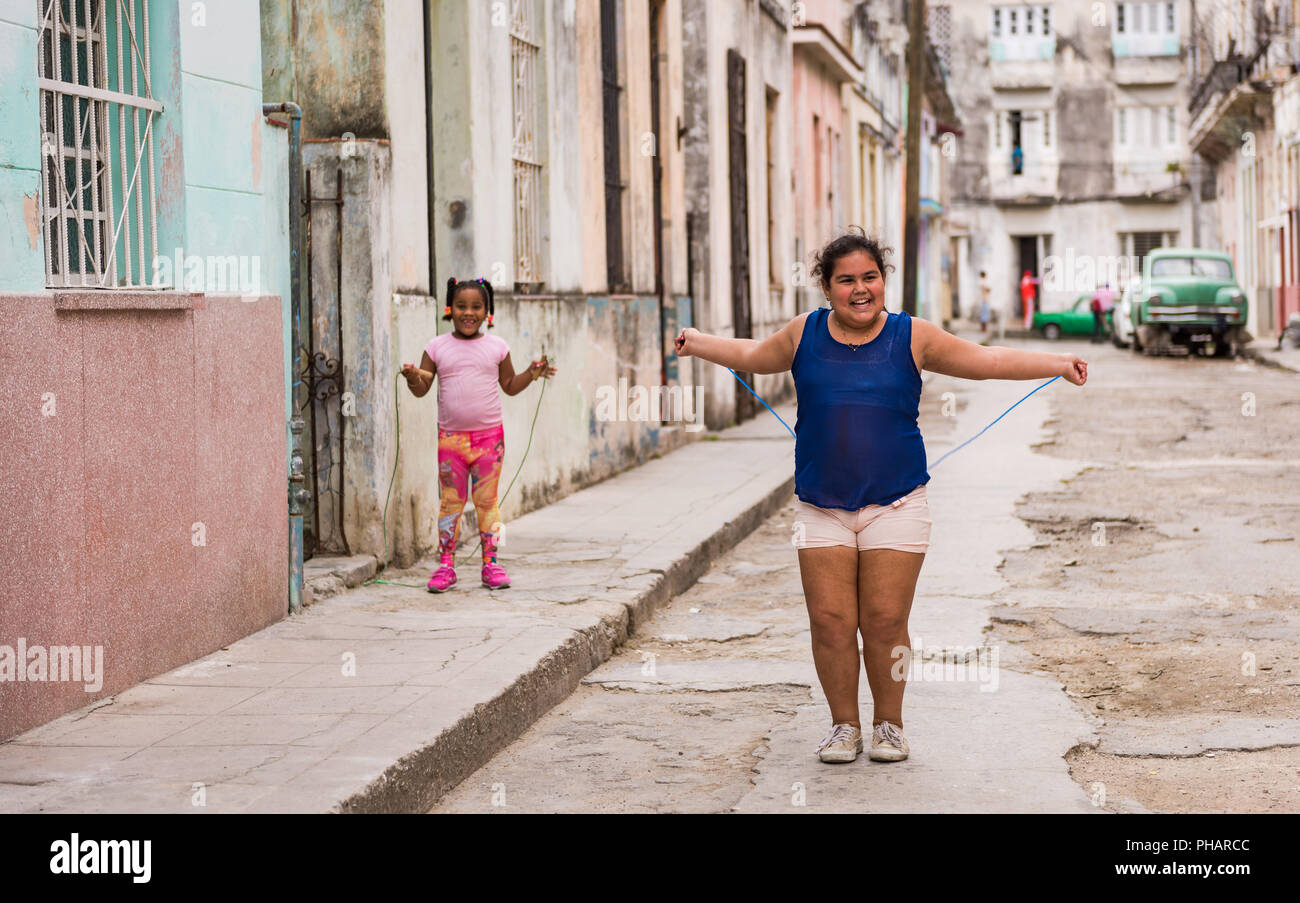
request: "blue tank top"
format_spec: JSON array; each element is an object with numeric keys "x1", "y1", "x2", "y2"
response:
[{"x1": 791, "y1": 307, "x2": 930, "y2": 510}]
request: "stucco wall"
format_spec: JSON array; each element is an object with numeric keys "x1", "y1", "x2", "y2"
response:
[{"x1": 0, "y1": 292, "x2": 288, "y2": 742}]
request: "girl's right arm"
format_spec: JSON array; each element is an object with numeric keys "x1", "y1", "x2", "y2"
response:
[
  {"x1": 401, "y1": 351, "x2": 437, "y2": 397},
  {"x1": 674, "y1": 313, "x2": 808, "y2": 374}
]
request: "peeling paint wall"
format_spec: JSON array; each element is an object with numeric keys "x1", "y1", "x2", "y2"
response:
[
  {"x1": 260, "y1": 0, "x2": 388, "y2": 140},
  {"x1": 681, "y1": 0, "x2": 795, "y2": 430}
]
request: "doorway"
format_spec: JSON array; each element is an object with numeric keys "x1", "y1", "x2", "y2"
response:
[{"x1": 1014, "y1": 234, "x2": 1046, "y2": 320}]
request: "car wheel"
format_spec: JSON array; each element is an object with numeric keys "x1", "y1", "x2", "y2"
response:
[{"x1": 1043, "y1": 323, "x2": 1062, "y2": 341}]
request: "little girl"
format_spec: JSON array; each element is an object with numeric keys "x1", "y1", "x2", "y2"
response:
[{"x1": 401, "y1": 277, "x2": 556, "y2": 592}]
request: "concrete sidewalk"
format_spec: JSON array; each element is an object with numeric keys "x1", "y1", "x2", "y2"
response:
[
  {"x1": 1242, "y1": 338, "x2": 1300, "y2": 373},
  {"x1": 0, "y1": 396, "x2": 811, "y2": 813}
]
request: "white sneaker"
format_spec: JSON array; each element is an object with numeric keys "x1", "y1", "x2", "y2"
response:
[
  {"x1": 816, "y1": 722, "x2": 863, "y2": 763},
  {"x1": 869, "y1": 721, "x2": 909, "y2": 762}
]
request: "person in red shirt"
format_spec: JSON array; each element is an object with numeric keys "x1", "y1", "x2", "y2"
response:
[{"x1": 1019, "y1": 270, "x2": 1040, "y2": 329}]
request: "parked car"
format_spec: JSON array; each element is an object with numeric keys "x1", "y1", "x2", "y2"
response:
[
  {"x1": 1033, "y1": 294, "x2": 1100, "y2": 340},
  {"x1": 1111, "y1": 276, "x2": 1141, "y2": 349},
  {"x1": 1129, "y1": 248, "x2": 1252, "y2": 357}
]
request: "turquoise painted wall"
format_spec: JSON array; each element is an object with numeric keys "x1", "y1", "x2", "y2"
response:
[
  {"x1": 0, "y1": 0, "x2": 291, "y2": 443},
  {"x1": 0, "y1": 4, "x2": 44, "y2": 291}
]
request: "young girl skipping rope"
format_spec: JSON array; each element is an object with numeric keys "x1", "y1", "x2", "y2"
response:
[
  {"x1": 400, "y1": 277, "x2": 556, "y2": 592},
  {"x1": 674, "y1": 229, "x2": 1087, "y2": 764}
]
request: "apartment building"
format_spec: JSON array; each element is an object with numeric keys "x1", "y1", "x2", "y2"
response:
[{"x1": 944, "y1": 1, "x2": 1196, "y2": 320}]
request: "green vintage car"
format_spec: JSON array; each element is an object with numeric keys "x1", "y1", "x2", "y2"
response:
[
  {"x1": 1130, "y1": 248, "x2": 1251, "y2": 357},
  {"x1": 1033, "y1": 294, "x2": 1106, "y2": 340}
]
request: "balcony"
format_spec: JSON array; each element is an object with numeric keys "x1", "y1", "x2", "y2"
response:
[
  {"x1": 1113, "y1": 33, "x2": 1179, "y2": 58},
  {"x1": 1113, "y1": 154, "x2": 1189, "y2": 199},
  {"x1": 989, "y1": 35, "x2": 1055, "y2": 62},
  {"x1": 988, "y1": 157, "x2": 1057, "y2": 204},
  {"x1": 1113, "y1": 54, "x2": 1182, "y2": 86}
]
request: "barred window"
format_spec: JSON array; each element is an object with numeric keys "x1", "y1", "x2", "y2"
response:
[
  {"x1": 38, "y1": 0, "x2": 163, "y2": 289},
  {"x1": 510, "y1": 0, "x2": 543, "y2": 288}
]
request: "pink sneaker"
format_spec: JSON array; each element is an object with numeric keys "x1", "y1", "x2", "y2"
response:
[
  {"x1": 427, "y1": 561, "x2": 457, "y2": 593},
  {"x1": 481, "y1": 562, "x2": 511, "y2": 589}
]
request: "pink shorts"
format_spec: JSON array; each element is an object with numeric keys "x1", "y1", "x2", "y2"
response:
[{"x1": 792, "y1": 484, "x2": 931, "y2": 554}]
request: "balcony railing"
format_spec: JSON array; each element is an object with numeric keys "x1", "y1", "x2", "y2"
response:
[{"x1": 1189, "y1": 41, "x2": 1273, "y2": 120}]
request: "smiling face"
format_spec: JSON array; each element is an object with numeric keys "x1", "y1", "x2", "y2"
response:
[
  {"x1": 450, "y1": 287, "x2": 487, "y2": 337},
  {"x1": 824, "y1": 249, "x2": 886, "y2": 330}
]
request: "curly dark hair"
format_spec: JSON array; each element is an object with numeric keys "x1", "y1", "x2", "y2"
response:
[
  {"x1": 810, "y1": 227, "x2": 896, "y2": 290},
  {"x1": 443, "y1": 277, "x2": 495, "y2": 327}
]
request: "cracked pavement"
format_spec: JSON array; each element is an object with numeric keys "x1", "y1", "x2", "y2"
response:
[
  {"x1": 435, "y1": 357, "x2": 1105, "y2": 813},
  {"x1": 988, "y1": 340, "x2": 1300, "y2": 813}
]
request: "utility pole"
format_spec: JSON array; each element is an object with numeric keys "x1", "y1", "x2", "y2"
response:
[{"x1": 902, "y1": 0, "x2": 925, "y2": 317}]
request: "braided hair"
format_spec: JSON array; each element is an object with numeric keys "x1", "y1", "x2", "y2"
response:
[{"x1": 442, "y1": 277, "x2": 497, "y2": 327}]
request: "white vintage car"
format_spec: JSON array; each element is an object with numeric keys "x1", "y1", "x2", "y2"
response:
[{"x1": 1110, "y1": 275, "x2": 1141, "y2": 349}]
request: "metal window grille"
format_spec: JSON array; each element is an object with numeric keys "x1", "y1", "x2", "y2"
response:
[
  {"x1": 510, "y1": 0, "x2": 542, "y2": 287},
  {"x1": 37, "y1": 0, "x2": 162, "y2": 289},
  {"x1": 928, "y1": 5, "x2": 952, "y2": 75}
]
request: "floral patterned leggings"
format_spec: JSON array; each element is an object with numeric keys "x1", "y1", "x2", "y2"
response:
[{"x1": 437, "y1": 424, "x2": 504, "y2": 564}]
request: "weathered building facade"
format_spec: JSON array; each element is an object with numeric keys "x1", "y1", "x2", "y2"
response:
[
  {"x1": 944, "y1": 1, "x2": 1196, "y2": 322},
  {"x1": 0, "y1": 0, "x2": 291, "y2": 740},
  {"x1": 262, "y1": 0, "x2": 705, "y2": 568},
  {"x1": 1189, "y1": 0, "x2": 1300, "y2": 341}
]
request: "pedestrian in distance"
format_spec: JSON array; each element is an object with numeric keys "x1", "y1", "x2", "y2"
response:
[
  {"x1": 674, "y1": 228, "x2": 1087, "y2": 764},
  {"x1": 978, "y1": 270, "x2": 992, "y2": 334},
  {"x1": 401, "y1": 277, "x2": 556, "y2": 593},
  {"x1": 1091, "y1": 281, "x2": 1113, "y2": 343},
  {"x1": 1020, "y1": 268, "x2": 1040, "y2": 330}
]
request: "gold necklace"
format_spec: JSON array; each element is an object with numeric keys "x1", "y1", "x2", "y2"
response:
[{"x1": 829, "y1": 311, "x2": 877, "y2": 351}]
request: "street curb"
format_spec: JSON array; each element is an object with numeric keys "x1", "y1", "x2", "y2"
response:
[
  {"x1": 1241, "y1": 344, "x2": 1300, "y2": 373},
  {"x1": 302, "y1": 555, "x2": 379, "y2": 608},
  {"x1": 337, "y1": 472, "x2": 796, "y2": 814}
]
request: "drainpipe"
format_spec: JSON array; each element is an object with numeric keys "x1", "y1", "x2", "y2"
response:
[
  {"x1": 424, "y1": 0, "x2": 438, "y2": 295},
  {"x1": 263, "y1": 101, "x2": 308, "y2": 615}
]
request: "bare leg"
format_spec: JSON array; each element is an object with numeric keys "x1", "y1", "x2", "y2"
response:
[
  {"x1": 857, "y1": 549, "x2": 925, "y2": 728},
  {"x1": 798, "y1": 546, "x2": 862, "y2": 726}
]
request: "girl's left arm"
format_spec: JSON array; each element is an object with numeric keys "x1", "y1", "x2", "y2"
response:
[
  {"x1": 914, "y1": 318, "x2": 1087, "y2": 386},
  {"x1": 499, "y1": 352, "x2": 558, "y2": 396}
]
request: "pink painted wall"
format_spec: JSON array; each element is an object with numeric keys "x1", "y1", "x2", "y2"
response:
[
  {"x1": 793, "y1": 44, "x2": 850, "y2": 280},
  {"x1": 0, "y1": 293, "x2": 288, "y2": 741}
]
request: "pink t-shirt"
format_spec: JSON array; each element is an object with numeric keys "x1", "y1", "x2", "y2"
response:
[{"x1": 425, "y1": 331, "x2": 510, "y2": 431}]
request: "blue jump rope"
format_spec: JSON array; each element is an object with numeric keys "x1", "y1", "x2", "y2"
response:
[
  {"x1": 727, "y1": 367, "x2": 1061, "y2": 471},
  {"x1": 367, "y1": 353, "x2": 1059, "y2": 590}
]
